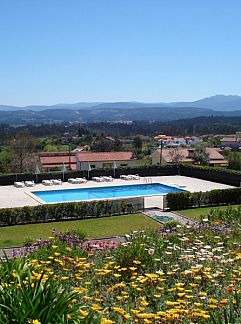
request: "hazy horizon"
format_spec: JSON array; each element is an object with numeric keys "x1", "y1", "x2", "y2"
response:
[{"x1": 1, "y1": 94, "x2": 241, "y2": 108}]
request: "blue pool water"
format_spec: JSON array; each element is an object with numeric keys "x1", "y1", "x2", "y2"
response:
[{"x1": 33, "y1": 183, "x2": 184, "y2": 203}]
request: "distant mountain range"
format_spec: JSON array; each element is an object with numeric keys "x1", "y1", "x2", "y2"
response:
[
  {"x1": 1, "y1": 95, "x2": 241, "y2": 112},
  {"x1": 2, "y1": 95, "x2": 241, "y2": 125}
]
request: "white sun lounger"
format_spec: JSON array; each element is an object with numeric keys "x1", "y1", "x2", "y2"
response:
[
  {"x1": 102, "y1": 176, "x2": 113, "y2": 182},
  {"x1": 92, "y1": 177, "x2": 104, "y2": 182},
  {"x1": 68, "y1": 178, "x2": 78, "y2": 184},
  {"x1": 120, "y1": 175, "x2": 132, "y2": 180},
  {"x1": 14, "y1": 181, "x2": 25, "y2": 188},
  {"x1": 51, "y1": 179, "x2": 62, "y2": 185},
  {"x1": 128, "y1": 174, "x2": 140, "y2": 180},
  {"x1": 68, "y1": 178, "x2": 87, "y2": 184},
  {"x1": 75, "y1": 177, "x2": 87, "y2": 183},
  {"x1": 120, "y1": 175, "x2": 129, "y2": 180},
  {"x1": 42, "y1": 180, "x2": 53, "y2": 186},
  {"x1": 25, "y1": 181, "x2": 35, "y2": 187}
]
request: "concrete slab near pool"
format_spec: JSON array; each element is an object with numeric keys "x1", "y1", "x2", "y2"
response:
[{"x1": 0, "y1": 175, "x2": 233, "y2": 209}]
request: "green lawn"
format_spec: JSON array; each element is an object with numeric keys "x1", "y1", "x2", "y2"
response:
[
  {"x1": 177, "y1": 204, "x2": 241, "y2": 221},
  {"x1": 0, "y1": 214, "x2": 159, "y2": 248}
]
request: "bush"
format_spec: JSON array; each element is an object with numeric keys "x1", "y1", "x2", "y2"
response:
[
  {"x1": 0, "y1": 164, "x2": 178, "y2": 185},
  {"x1": 180, "y1": 164, "x2": 241, "y2": 186},
  {"x1": 0, "y1": 197, "x2": 144, "y2": 227},
  {"x1": 166, "y1": 187, "x2": 241, "y2": 210}
]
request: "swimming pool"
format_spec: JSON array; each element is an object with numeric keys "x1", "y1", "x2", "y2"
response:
[{"x1": 32, "y1": 183, "x2": 184, "y2": 203}]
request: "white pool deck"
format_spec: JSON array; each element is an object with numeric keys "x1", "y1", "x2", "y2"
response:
[{"x1": 0, "y1": 176, "x2": 233, "y2": 209}]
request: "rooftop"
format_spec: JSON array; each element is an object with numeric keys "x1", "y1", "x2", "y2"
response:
[{"x1": 78, "y1": 151, "x2": 134, "y2": 162}]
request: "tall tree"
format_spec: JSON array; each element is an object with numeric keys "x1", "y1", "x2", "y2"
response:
[
  {"x1": 9, "y1": 132, "x2": 38, "y2": 173},
  {"x1": 168, "y1": 148, "x2": 184, "y2": 163},
  {"x1": 133, "y1": 136, "x2": 143, "y2": 151},
  {"x1": 193, "y1": 144, "x2": 210, "y2": 165}
]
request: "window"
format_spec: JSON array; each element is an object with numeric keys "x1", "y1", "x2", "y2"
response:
[
  {"x1": 90, "y1": 164, "x2": 95, "y2": 168},
  {"x1": 120, "y1": 163, "x2": 127, "y2": 167},
  {"x1": 103, "y1": 163, "x2": 112, "y2": 168}
]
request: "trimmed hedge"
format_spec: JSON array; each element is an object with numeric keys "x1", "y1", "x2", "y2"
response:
[
  {"x1": 2, "y1": 163, "x2": 241, "y2": 186},
  {"x1": 180, "y1": 164, "x2": 241, "y2": 186},
  {"x1": 166, "y1": 188, "x2": 241, "y2": 210},
  {"x1": 0, "y1": 164, "x2": 178, "y2": 186},
  {"x1": 0, "y1": 197, "x2": 144, "y2": 227}
]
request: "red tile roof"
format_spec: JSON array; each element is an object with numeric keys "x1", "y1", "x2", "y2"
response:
[
  {"x1": 78, "y1": 152, "x2": 134, "y2": 162},
  {"x1": 220, "y1": 137, "x2": 240, "y2": 142},
  {"x1": 155, "y1": 148, "x2": 226, "y2": 165},
  {"x1": 39, "y1": 153, "x2": 77, "y2": 170}
]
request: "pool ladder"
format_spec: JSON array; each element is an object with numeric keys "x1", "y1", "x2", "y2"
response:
[{"x1": 144, "y1": 177, "x2": 152, "y2": 184}]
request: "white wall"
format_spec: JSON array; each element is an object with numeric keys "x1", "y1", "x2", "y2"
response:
[{"x1": 80, "y1": 160, "x2": 137, "y2": 170}]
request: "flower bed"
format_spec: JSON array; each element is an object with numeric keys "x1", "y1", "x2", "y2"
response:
[{"x1": 1, "y1": 212, "x2": 241, "y2": 323}]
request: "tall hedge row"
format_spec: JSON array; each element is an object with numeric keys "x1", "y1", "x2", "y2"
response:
[
  {"x1": 166, "y1": 188, "x2": 241, "y2": 210},
  {"x1": 0, "y1": 164, "x2": 178, "y2": 186},
  {"x1": 0, "y1": 198, "x2": 144, "y2": 227},
  {"x1": 180, "y1": 164, "x2": 241, "y2": 186},
  {"x1": 2, "y1": 163, "x2": 241, "y2": 186}
]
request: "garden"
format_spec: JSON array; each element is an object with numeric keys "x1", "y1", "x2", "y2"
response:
[{"x1": 1, "y1": 206, "x2": 241, "y2": 323}]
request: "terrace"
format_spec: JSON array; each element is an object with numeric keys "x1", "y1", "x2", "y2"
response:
[{"x1": 0, "y1": 175, "x2": 233, "y2": 209}]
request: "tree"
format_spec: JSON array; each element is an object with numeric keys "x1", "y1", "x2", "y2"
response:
[
  {"x1": 9, "y1": 132, "x2": 38, "y2": 173},
  {"x1": 193, "y1": 144, "x2": 210, "y2": 165},
  {"x1": 168, "y1": 148, "x2": 184, "y2": 163},
  {"x1": 133, "y1": 137, "x2": 143, "y2": 151},
  {"x1": 91, "y1": 137, "x2": 123, "y2": 152},
  {"x1": 228, "y1": 152, "x2": 241, "y2": 170},
  {"x1": 0, "y1": 146, "x2": 11, "y2": 173}
]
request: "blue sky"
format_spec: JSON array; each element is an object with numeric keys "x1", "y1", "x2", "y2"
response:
[{"x1": 1, "y1": 0, "x2": 241, "y2": 106}]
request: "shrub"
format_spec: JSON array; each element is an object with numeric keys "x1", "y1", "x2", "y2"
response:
[
  {"x1": 167, "y1": 187, "x2": 241, "y2": 210},
  {"x1": 0, "y1": 197, "x2": 144, "y2": 227}
]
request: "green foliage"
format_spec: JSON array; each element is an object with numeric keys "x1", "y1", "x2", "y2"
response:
[
  {"x1": 193, "y1": 143, "x2": 210, "y2": 165},
  {"x1": 114, "y1": 231, "x2": 166, "y2": 272},
  {"x1": 1, "y1": 225, "x2": 241, "y2": 322},
  {"x1": 228, "y1": 152, "x2": 241, "y2": 170},
  {"x1": 167, "y1": 188, "x2": 241, "y2": 210},
  {"x1": 8, "y1": 131, "x2": 39, "y2": 173},
  {"x1": 163, "y1": 220, "x2": 180, "y2": 229},
  {"x1": 0, "y1": 259, "x2": 81, "y2": 323},
  {"x1": 91, "y1": 137, "x2": 123, "y2": 152},
  {"x1": 0, "y1": 164, "x2": 178, "y2": 185},
  {"x1": 133, "y1": 136, "x2": 143, "y2": 150},
  {"x1": 43, "y1": 144, "x2": 59, "y2": 152},
  {"x1": 0, "y1": 198, "x2": 144, "y2": 226},
  {"x1": 207, "y1": 205, "x2": 241, "y2": 224}
]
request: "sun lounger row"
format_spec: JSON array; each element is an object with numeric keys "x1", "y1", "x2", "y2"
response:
[
  {"x1": 68, "y1": 178, "x2": 87, "y2": 184},
  {"x1": 14, "y1": 181, "x2": 35, "y2": 188},
  {"x1": 92, "y1": 176, "x2": 113, "y2": 182},
  {"x1": 120, "y1": 174, "x2": 140, "y2": 180},
  {"x1": 42, "y1": 179, "x2": 62, "y2": 186}
]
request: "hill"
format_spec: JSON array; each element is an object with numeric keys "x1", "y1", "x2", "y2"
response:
[{"x1": 1, "y1": 95, "x2": 241, "y2": 112}]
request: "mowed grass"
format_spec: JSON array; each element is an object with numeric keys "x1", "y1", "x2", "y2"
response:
[
  {"x1": 0, "y1": 214, "x2": 159, "y2": 248},
  {"x1": 177, "y1": 204, "x2": 241, "y2": 221}
]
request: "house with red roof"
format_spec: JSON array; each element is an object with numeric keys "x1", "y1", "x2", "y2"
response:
[
  {"x1": 220, "y1": 137, "x2": 241, "y2": 150},
  {"x1": 77, "y1": 151, "x2": 136, "y2": 170},
  {"x1": 39, "y1": 152, "x2": 78, "y2": 171},
  {"x1": 151, "y1": 147, "x2": 228, "y2": 167},
  {"x1": 39, "y1": 151, "x2": 136, "y2": 171}
]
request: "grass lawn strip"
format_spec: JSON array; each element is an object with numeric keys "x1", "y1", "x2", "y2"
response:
[{"x1": 0, "y1": 213, "x2": 159, "y2": 248}]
